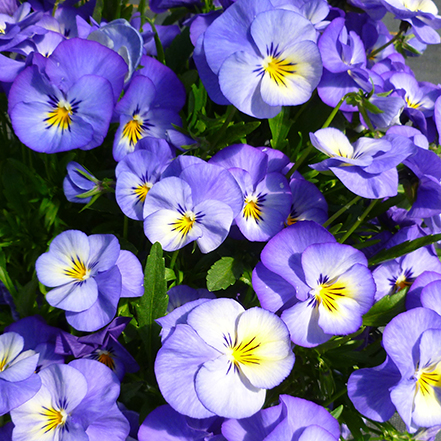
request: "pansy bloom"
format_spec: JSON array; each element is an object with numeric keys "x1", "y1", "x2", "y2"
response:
[
  {"x1": 197, "y1": 0, "x2": 322, "y2": 118},
  {"x1": 36, "y1": 230, "x2": 144, "y2": 331},
  {"x1": 348, "y1": 307, "x2": 441, "y2": 432},
  {"x1": 8, "y1": 38, "x2": 127, "y2": 153},
  {"x1": 10, "y1": 359, "x2": 130, "y2": 441},
  {"x1": 253, "y1": 221, "x2": 375, "y2": 347},
  {"x1": 143, "y1": 162, "x2": 243, "y2": 253},
  {"x1": 155, "y1": 298, "x2": 294, "y2": 419}
]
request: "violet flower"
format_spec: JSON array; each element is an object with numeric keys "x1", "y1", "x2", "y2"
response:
[
  {"x1": 10, "y1": 359, "x2": 130, "y2": 441},
  {"x1": 310, "y1": 128, "x2": 415, "y2": 199},
  {"x1": 197, "y1": 0, "x2": 322, "y2": 118},
  {"x1": 36, "y1": 230, "x2": 143, "y2": 332},
  {"x1": 252, "y1": 221, "x2": 375, "y2": 347},
  {"x1": 155, "y1": 298, "x2": 294, "y2": 419},
  {"x1": 348, "y1": 307, "x2": 441, "y2": 432}
]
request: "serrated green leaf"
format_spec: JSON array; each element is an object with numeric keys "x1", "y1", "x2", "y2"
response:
[
  {"x1": 135, "y1": 243, "x2": 168, "y2": 366},
  {"x1": 362, "y1": 288, "x2": 407, "y2": 327},
  {"x1": 368, "y1": 234, "x2": 441, "y2": 266},
  {"x1": 207, "y1": 257, "x2": 244, "y2": 291}
]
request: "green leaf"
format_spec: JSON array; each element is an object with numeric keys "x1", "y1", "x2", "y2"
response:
[
  {"x1": 330, "y1": 404, "x2": 344, "y2": 419},
  {"x1": 368, "y1": 233, "x2": 441, "y2": 266},
  {"x1": 92, "y1": 0, "x2": 104, "y2": 23},
  {"x1": 362, "y1": 288, "x2": 407, "y2": 327},
  {"x1": 207, "y1": 256, "x2": 244, "y2": 291},
  {"x1": 269, "y1": 106, "x2": 292, "y2": 150},
  {"x1": 218, "y1": 121, "x2": 261, "y2": 148},
  {"x1": 135, "y1": 243, "x2": 168, "y2": 366}
]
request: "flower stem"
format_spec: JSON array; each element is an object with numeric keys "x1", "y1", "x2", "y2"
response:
[
  {"x1": 339, "y1": 199, "x2": 378, "y2": 244},
  {"x1": 322, "y1": 195, "x2": 361, "y2": 228}
]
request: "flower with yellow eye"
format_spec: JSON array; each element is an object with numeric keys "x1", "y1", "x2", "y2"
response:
[{"x1": 155, "y1": 298, "x2": 294, "y2": 419}]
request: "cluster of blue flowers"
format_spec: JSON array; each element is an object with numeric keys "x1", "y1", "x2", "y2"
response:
[{"x1": 3, "y1": 0, "x2": 441, "y2": 439}]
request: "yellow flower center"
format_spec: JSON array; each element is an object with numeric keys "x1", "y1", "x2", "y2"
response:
[
  {"x1": 225, "y1": 336, "x2": 261, "y2": 368},
  {"x1": 64, "y1": 256, "x2": 90, "y2": 281},
  {"x1": 311, "y1": 280, "x2": 348, "y2": 313},
  {"x1": 41, "y1": 407, "x2": 68, "y2": 433},
  {"x1": 45, "y1": 101, "x2": 73, "y2": 131},
  {"x1": 263, "y1": 55, "x2": 296, "y2": 87},
  {"x1": 122, "y1": 115, "x2": 144, "y2": 147},
  {"x1": 133, "y1": 182, "x2": 153, "y2": 203},
  {"x1": 243, "y1": 195, "x2": 263, "y2": 222},
  {"x1": 416, "y1": 363, "x2": 441, "y2": 397},
  {"x1": 171, "y1": 211, "x2": 196, "y2": 238}
]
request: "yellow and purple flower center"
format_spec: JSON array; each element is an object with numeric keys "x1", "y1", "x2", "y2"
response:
[
  {"x1": 132, "y1": 181, "x2": 153, "y2": 203},
  {"x1": 416, "y1": 363, "x2": 441, "y2": 397},
  {"x1": 224, "y1": 333, "x2": 262, "y2": 373},
  {"x1": 310, "y1": 275, "x2": 347, "y2": 313},
  {"x1": 44, "y1": 96, "x2": 80, "y2": 132},
  {"x1": 243, "y1": 193, "x2": 265, "y2": 223},
  {"x1": 63, "y1": 256, "x2": 90, "y2": 282},
  {"x1": 254, "y1": 43, "x2": 297, "y2": 88},
  {"x1": 40, "y1": 406, "x2": 68, "y2": 433},
  {"x1": 171, "y1": 211, "x2": 197, "y2": 238}
]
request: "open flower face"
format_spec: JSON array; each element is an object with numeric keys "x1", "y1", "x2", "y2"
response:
[{"x1": 155, "y1": 298, "x2": 294, "y2": 419}]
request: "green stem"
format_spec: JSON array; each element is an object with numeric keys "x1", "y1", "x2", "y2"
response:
[
  {"x1": 339, "y1": 199, "x2": 378, "y2": 244},
  {"x1": 322, "y1": 387, "x2": 348, "y2": 408},
  {"x1": 138, "y1": 0, "x2": 146, "y2": 30},
  {"x1": 322, "y1": 95, "x2": 346, "y2": 129},
  {"x1": 146, "y1": 18, "x2": 165, "y2": 64},
  {"x1": 169, "y1": 250, "x2": 179, "y2": 271},
  {"x1": 210, "y1": 106, "x2": 236, "y2": 150},
  {"x1": 285, "y1": 143, "x2": 313, "y2": 179},
  {"x1": 322, "y1": 195, "x2": 361, "y2": 228},
  {"x1": 358, "y1": 103, "x2": 375, "y2": 132},
  {"x1": 369, "y1": 21, "x2": 410, "y2": 59}
]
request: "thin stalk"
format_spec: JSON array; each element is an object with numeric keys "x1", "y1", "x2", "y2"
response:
[
  {"x1": 169, "y1": 250, "x2": 179, "y2": 271},
  {"x1": 369, "y1": 29, "x2": 404, "y2": 59},
  {"x1": 339, "y1": 199, "x2": 378, "y2": 244},
  {"x1": 322, "y1": 95, "x2": 346, "y2": 129},
  {"x1": 322, "y1": 387, "x2": 348, "y2": 408},
  {"x1": 323, "y1": 195, "x2": 361, "y2": 228},
  {"x1": 146, "y1": 18, "x2": 165, "y2": 64},
  {"x1": 138, "y1": 0, "x2": 146, "y2": 29}
]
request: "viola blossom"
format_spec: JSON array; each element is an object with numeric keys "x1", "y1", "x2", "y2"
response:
[
  {"x1": 388, "y1": 72, "x2": 440, "y2": 135},
  {"x1": 63, "y1": 162, "x2": 101, "y2": 204},
  {"x1": 143, "y1": 162, "x2": 243, "y2": 253},
  {"x1": 222, "y1": 395, "x2": 340, "y2": 441},
  {"x1": 10, "y1": 359, "x2": 130, "y2": 441},
  {"x1": 0, "y1": 332, "x2": 41, "y2": 416},
  {"x1": 115, "y1": 137, "x2": 175, "y2": 220},
  {"x1": 380, "y1": 0, "x2": 441, "y2": 44},
  {"x1": 348, "y1": 307, "x2": 441, "y2": 432},
  {"x1": 309, "y1": 128, "x2": 415, "y2": 199},
  {"x1": 209, "y1": 144, "x2": 291, "y2": 242},
  {"x1": 8, "y1": 38, "x2": 127, "y2": 153},
  {"x1": 112, "y1": 55, "x2": 185, "y2": 161},
  {"x1": 317, "y1": 17, "x2": 382, "y2": 112},
  {"x1": 36, "y1": 230, "x2": 144, "y2": 332},
  {"x1": 55, "y1": 317, "x2": 139, "y2": 381},
  {"x1": 196, "y1": 0, "x2": 322, "y2": 118},
  {"x1": 252, "y1": 221, "x2": 375, "y2": 347},
  {"x1": 155, "y1": 298, "x2": 294, "y2": 419},
  {"x1": 372, "y1": 245, "x2": 441, "y2": 301}
]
